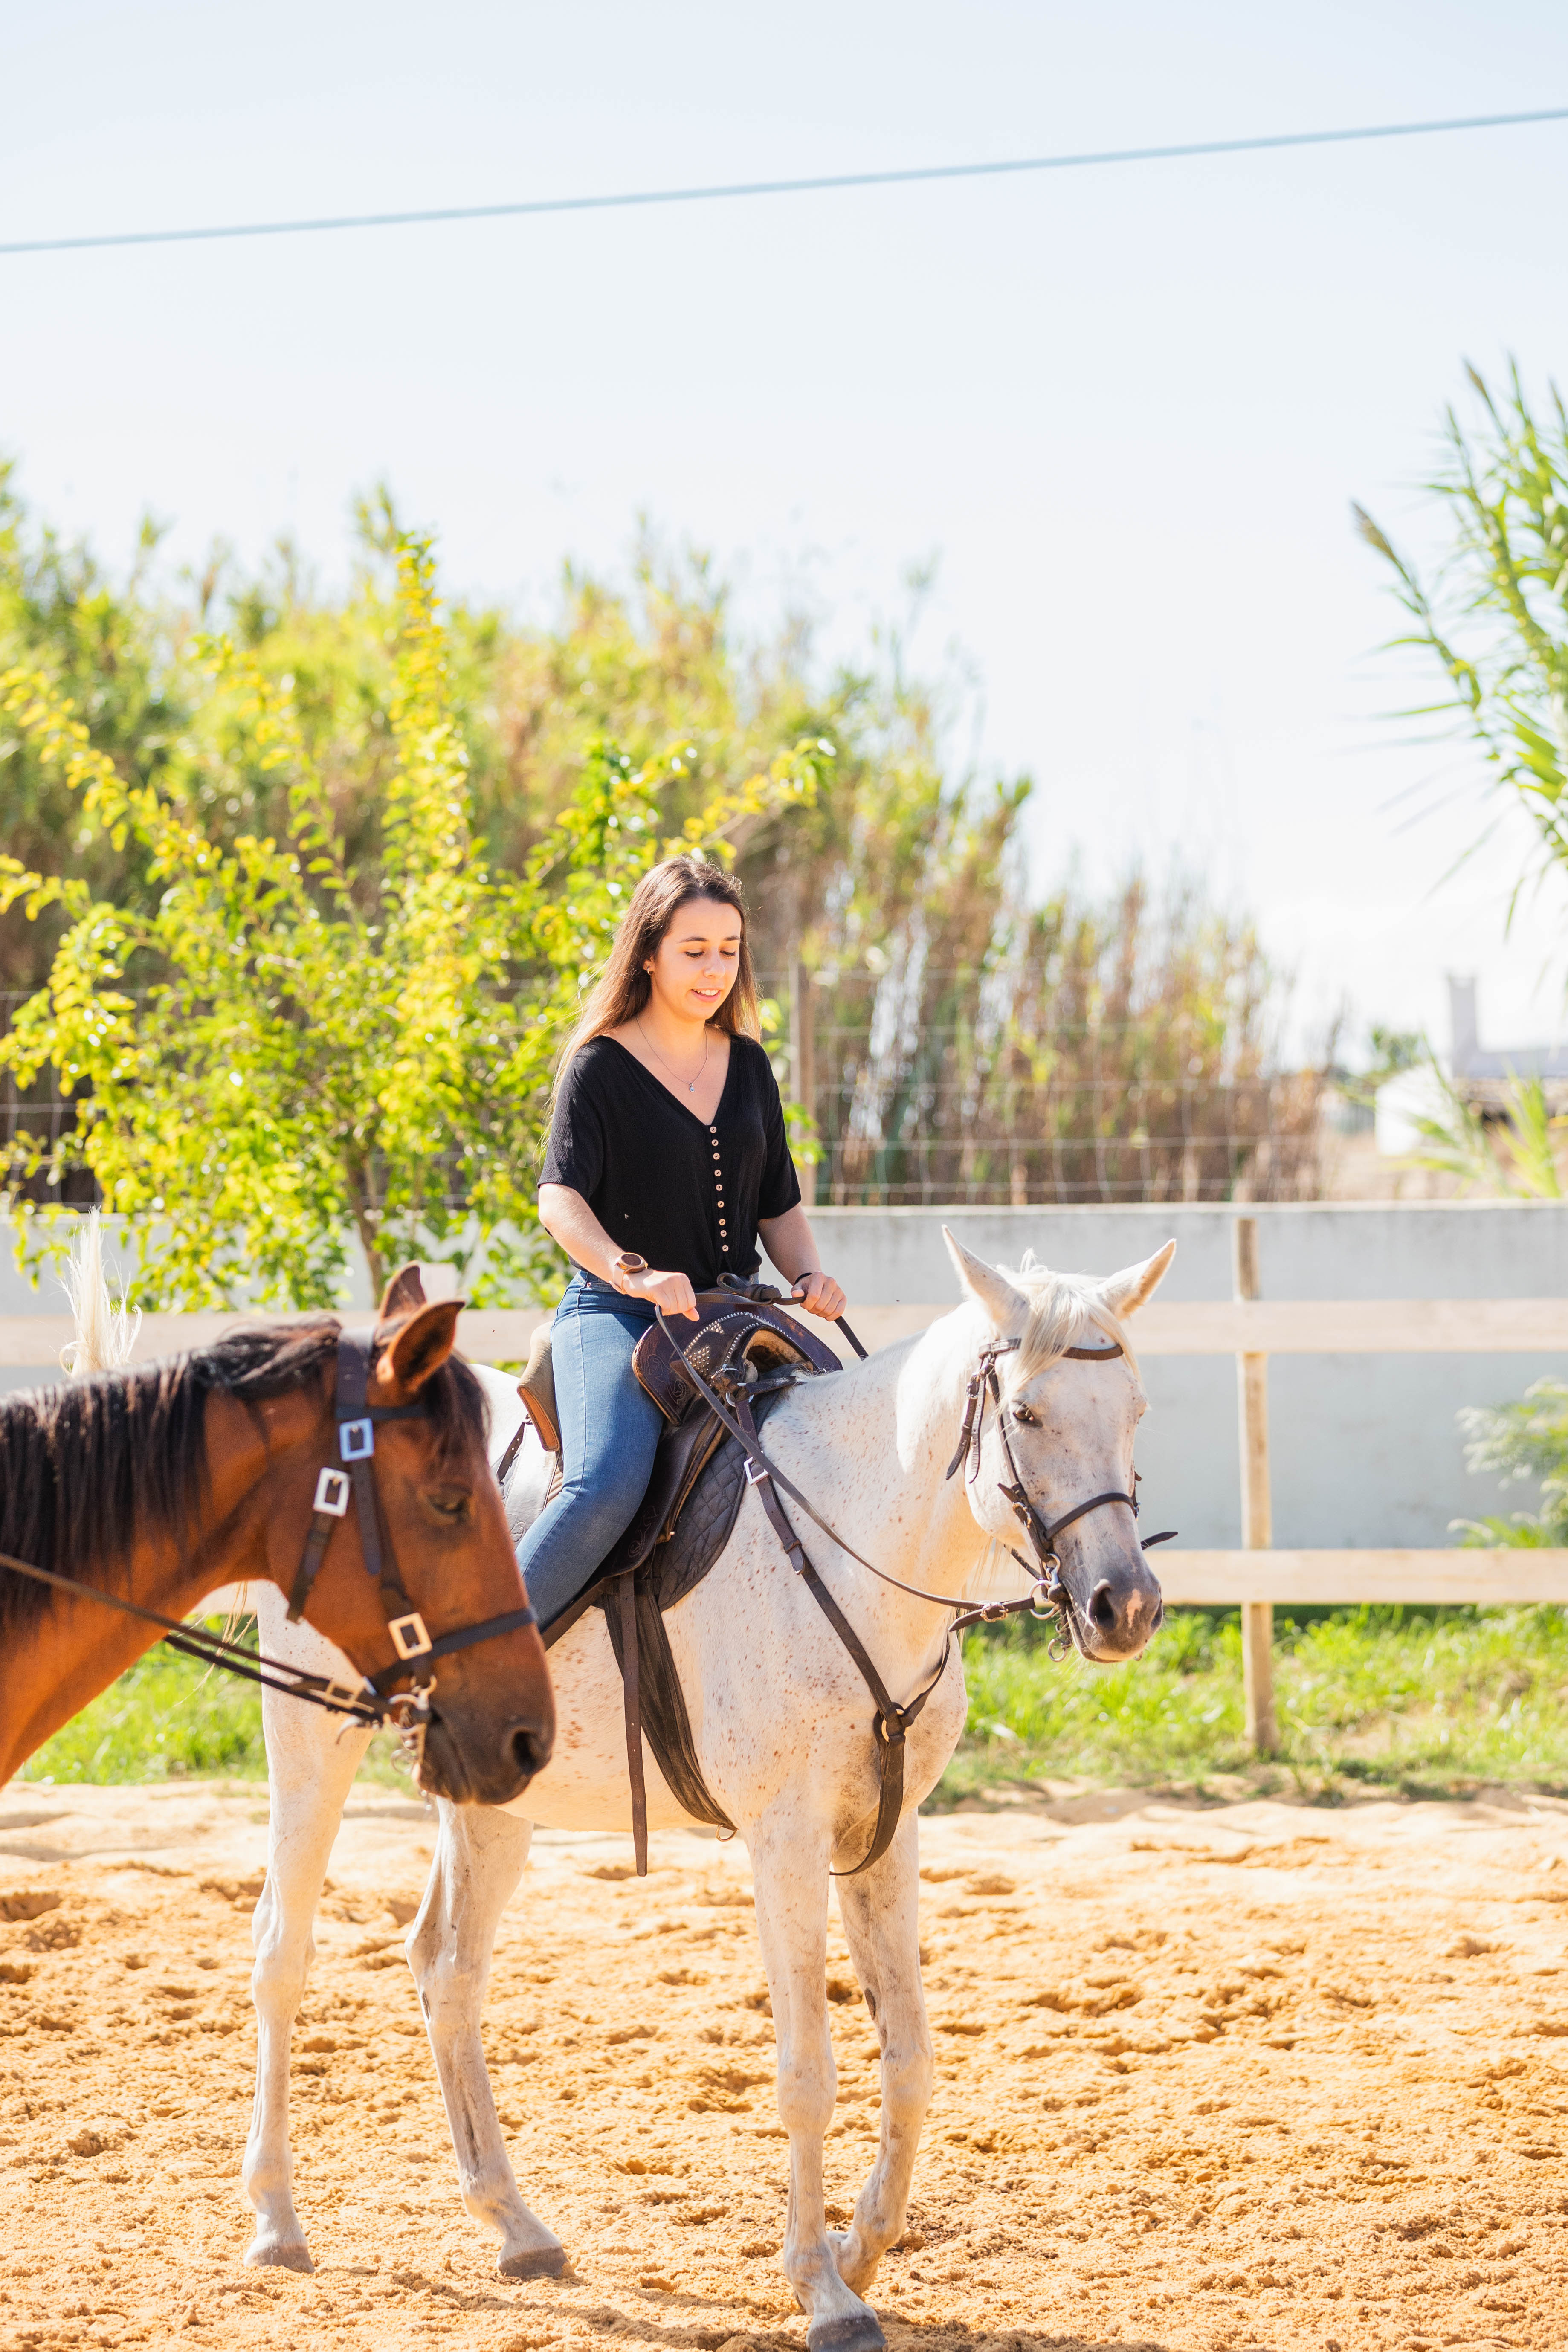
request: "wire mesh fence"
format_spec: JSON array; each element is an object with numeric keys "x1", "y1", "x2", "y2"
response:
[{"x1": 764, "y1": 967, "x2": 1326, "y2": 1207}]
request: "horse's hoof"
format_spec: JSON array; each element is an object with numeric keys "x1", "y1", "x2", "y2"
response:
[
  {"x1": 244, "y1": 2235, "x2": 313, "y2": 2274},
  {"x1": 497, "y1": 2242, "x2": 568, "y2": 2281},
  {"x1": 806, "y1": 2318, "x2": 886, "y2": 2352}
]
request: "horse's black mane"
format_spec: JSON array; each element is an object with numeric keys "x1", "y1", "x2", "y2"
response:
[{"x1": 0, "y1": 1319, "x2": 489, "y2": 1634}]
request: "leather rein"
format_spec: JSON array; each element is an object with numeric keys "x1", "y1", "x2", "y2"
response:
[
  {"x1": 0, "y1": 1327, "x2": 536, "y2": 1736},
  {"x1": 651, "y1": 1303, "x2": 1174, "y2": 1877}
]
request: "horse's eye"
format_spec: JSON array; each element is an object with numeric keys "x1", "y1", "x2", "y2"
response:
[
  {"x1": 423, "y1": 1486, "x2": 472, "y2": 1523},
  {"x1": 1011, "y1": 1403, "x2": 1039, "y2": 1427}
]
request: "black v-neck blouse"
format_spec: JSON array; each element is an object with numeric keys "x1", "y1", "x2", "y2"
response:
[{"x1": 541, "y1": 1034, "x2": 801, "y2": 1287}]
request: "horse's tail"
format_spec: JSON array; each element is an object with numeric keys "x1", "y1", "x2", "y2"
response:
[{"x1": 58, "y1": 1210, "x2": 141, "y2": 1378}]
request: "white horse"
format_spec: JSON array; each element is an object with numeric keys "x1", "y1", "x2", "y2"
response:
[{"x1": 241, "y1": 1231, "x2": 1174, "y2": 2352}]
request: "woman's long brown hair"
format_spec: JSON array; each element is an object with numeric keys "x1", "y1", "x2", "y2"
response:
[{"x1": 557, "y1": 855, "x2": 760, "y2": 1072}]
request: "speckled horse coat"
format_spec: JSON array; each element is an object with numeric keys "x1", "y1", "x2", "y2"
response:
[{"x1": 238, "y1": 1231, "x2": 1173, "y2": 2352}]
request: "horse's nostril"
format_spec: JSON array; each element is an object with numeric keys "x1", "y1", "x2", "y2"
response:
[
  {"x1": 508, "y1": 1723, "x2": 550, "y2": 1779},
  {"x1": 1089, "y1": 1580, "x2": 1118, "y2": 1632}
]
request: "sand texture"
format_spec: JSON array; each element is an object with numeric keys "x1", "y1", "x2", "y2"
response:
[{"x1": 0, "y1": 1779, "x2": 1566, "y2": 2351}]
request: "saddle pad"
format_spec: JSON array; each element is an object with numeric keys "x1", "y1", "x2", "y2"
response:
[
  {"x1": 537, "y1": 1385, "x2": 791, "y2": 1653},
  {"x1": 594, "y1": 1393, "x2": 789, "y2": 1842},
  {"x1": 626, "y1": 1387, "x2": 789, "y2": 1615}
]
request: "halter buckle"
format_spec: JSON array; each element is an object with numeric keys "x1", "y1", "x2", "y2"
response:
[
  {"x1": 388, "y1": 1611, "x2": 433, "y2": 1661},
  {"x1": 339, "y1": 1416, "x2": 375, "y2": 1462},
  {"x1": 313, "y1": 1466, "x2": 351, "y2": 1518}
]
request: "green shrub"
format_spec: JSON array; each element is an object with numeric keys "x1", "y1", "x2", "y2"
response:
[{"x1": 1455, "y1": 1378, "x2": 1568, "y2": 1547}]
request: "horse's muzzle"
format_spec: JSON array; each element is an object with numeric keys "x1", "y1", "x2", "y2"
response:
[
  {"x1": 417, "y1": 1706, "x2": 554, "y2": 1807},
  {"x1": 1080, "y1": 1557, "x2": 1165, "y2": 1660}
]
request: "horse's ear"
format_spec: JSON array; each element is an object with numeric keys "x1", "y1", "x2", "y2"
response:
[
  {"x1": 942, "y1": 1227, "x2": 1030, "y2": 1333},
  {"x1": 381, "y1": 1299, "x2": 464, "y2": 1393},
  {"x1": 379, "y1": 1262, "x2": 427, "y2": 1319},
  {"x1": 1100, "y1": 1240, "x2": 1176, "y2": 1319}
]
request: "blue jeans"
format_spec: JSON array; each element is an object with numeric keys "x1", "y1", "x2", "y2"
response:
[{"x1": 515, "y1": 1274, "x2": 666, "y2": 1629}]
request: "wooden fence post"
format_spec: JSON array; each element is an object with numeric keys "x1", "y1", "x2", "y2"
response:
[
  {"x1": 789, "y1": 955, "x2": 816, "y2": 1208},
  {"x1": 1233, "y1": 1216, "x2": 1279, "y2": 1755}
]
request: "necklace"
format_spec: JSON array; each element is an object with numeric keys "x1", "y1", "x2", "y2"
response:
[{"x1": 637, "y1": 1018, "x2": 710, "y2": 1095}]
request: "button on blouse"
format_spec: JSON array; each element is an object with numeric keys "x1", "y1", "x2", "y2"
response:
[{"x1": 710, "y1": 1125, "x2": 728, "y2": 1257}]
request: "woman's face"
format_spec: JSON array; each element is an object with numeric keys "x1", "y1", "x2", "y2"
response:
[{"x1": 645, "y1": 895, "x2": 744, "y2": 1025}]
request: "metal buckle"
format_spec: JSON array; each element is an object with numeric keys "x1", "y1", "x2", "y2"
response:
[
  {"x1": 1029, "y1": 1560, "x2": 1061, "y2": 1620},
  {"x1": 313, "y1": 1466, "x2": 351, "y2": 1518},
  {"x1": 339, "y1": 1417, "x2": 375, "y2": 1462},
  {"x1": 324, "y1": 1680, "x2": 367, "y2": 1713},
  {"x1": 388, "y1": 1611, "x2": 433, "y2": 1661},
  {"x1": 744, "y1": 1458, "x2": 771, "y2": 1486}
]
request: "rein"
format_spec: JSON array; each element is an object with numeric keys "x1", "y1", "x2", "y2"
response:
[
  {"x1": 0, "y1": 1547, "x2": 385, "y2": 1728},
  {"x1": 652, "y1": 1305, "x2": 1174, "y2": 1877},
  {"x1": 0, "y1": 1328, "x2": 537, "y2": 1737}
]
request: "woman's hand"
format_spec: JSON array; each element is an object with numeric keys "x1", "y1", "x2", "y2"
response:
[
  {"x1": 790, "y1": 1269, "x2": 846, "y2": 1321},
  {"x1": 626, "y1": 1266, "x2": 699, "y2": 1321}
]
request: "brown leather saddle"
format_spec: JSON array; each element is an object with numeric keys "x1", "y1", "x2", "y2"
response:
[{"x1": 510, "y1": 1283, "x2": 841, "y2": 1870}]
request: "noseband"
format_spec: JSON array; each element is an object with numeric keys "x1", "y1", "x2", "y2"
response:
[{"x1": 283, "y1": 1328, "x2": 537, "y2": 1726}]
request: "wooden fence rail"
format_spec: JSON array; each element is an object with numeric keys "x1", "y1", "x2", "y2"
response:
[{"x1": 4, "y1": 1295, "x2": 1568, "y2": 1366}]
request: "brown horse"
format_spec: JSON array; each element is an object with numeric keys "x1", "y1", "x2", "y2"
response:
[{"x1": 0, "y1": 1271, "x2": 554, "y2": 1805}]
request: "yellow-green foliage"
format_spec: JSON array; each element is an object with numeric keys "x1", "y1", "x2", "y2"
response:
[{"x1": 0, "y1": 536, "x2": 829, "y2": 1306}]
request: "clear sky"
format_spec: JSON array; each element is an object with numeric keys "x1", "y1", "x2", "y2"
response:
[{"x1": 5, "y1": 0, "x2": 1568, "y2": 1064}]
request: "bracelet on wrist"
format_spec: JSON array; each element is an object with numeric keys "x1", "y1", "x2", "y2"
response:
[{"x1": 610, "y1": 1251, "x2": 649, "y2": 1295}]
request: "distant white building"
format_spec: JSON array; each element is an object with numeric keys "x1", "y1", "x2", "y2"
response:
[{"x1": 1375, "y1": 975, "x2": 1568, "y2": 1156}]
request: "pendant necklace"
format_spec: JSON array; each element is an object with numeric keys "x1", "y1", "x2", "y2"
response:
[{"x1": 638, "y1": 1018, "x2": 709, "y2": 1095}]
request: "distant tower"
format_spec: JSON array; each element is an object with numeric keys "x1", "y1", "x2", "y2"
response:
[{"x1": 1447, "y1": 975, "x2": 1478, "y2": 1077}]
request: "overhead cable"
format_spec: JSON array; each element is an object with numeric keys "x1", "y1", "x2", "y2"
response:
[{"x1": 0, "y1": 104, "x2": 1565, "y2": 259}]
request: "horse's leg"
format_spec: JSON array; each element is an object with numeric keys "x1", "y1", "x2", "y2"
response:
[
  {"x1": 243, "y1": 1614, "x2": 370, "y2": 2271},
  {"x1": 751, "y1": 1814, "x2": 887, "y2": 2352},
  {"x1": 408, "y1": 1797, "x2": 566, "y2": 2279},
  {"x1": 824, "y1": 1810, "x2": 933, "y2": 2297}
]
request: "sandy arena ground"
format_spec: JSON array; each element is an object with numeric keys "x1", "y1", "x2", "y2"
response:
[{"x1": 0, "y1": 1781, "x2": 1566, "y2": 2352}]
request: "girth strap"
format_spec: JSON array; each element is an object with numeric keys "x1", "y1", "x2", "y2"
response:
[{"x1": 618, "y1": 1572, "x2": 650, "y2": 1874}]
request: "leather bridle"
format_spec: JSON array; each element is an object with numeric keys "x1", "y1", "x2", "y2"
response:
[
  {"x1": 946, "y1": 1335, "x2": 1174, "y2": 1647},
  {"x1": 283, "y1": 1329, "x2": 538, "y2": 1727}
]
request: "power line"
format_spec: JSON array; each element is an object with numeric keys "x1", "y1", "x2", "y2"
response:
[{"x1": 2, "y1": 105, "x2": 1565, "y2": 258}]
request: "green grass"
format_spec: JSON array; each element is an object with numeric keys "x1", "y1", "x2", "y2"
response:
[
  {"x1": 18, "y1": 1618, "x2": 416, "y2": 1790},
  {"x1": 942, "y1": 1602, "x2": 1568, "y2": 1804},
  {"x1": 21, "y1": 1605, "x2": 1568, "y2": 1805}
]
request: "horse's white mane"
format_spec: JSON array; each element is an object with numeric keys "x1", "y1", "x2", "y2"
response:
[
  {"x1": 1002, "y1": 1251, "x2": 1138, "y2": 1387},
  {"x1": 59, "y1": 1212, "x2": 140, "y2": 1379}
]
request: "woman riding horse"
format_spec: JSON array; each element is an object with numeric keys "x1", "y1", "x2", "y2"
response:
[{"x1": 523, "y1": 854, "x2": 846, "y2": 1631}]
